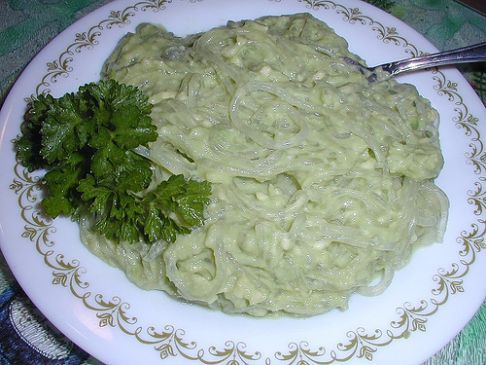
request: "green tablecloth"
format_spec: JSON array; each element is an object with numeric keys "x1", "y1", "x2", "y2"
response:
[{"x1": 0, "y1": 1, "x2": 484, "y2": 364}]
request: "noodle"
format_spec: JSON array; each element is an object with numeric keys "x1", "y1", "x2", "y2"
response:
[{"x1": 81, "y1": 13, "x2": 449, "y2": 316}]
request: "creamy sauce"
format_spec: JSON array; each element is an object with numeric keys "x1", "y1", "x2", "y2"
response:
[{"x1": 81, "y1": 14, "x2": 448, "y2": 316}]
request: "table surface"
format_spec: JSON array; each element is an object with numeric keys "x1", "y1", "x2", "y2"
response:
[{"x1": 0, "y1": 1, "x2": 485, "y2": 364}]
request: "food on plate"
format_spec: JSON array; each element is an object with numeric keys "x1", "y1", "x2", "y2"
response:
[
  {"x1": 18, "y1": 13, "x2": 449, "y2": 316},
  {"x1": 15, "y1": 80, "x2": 212, "y2": 244}
]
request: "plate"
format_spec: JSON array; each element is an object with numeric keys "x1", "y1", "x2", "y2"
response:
[{"x1": 0, "y1": 1, "x2": 485, "y2": 364}]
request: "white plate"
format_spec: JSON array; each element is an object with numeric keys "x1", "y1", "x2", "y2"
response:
[{"x1": 0, "y1": 1, "x2": 485, "y2": 364}]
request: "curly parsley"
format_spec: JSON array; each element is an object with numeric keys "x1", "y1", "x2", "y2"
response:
[{"x1": 15, "y1": 80, "x2": 211, "y2": 244}]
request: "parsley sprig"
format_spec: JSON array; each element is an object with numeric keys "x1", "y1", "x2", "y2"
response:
[{"x1": 15, "y1": 80, "x2": 211, "y2": 244}]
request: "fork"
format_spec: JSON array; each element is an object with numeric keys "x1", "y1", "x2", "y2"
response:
[{"x1": 342, "y1": 41, "x2": 486, "y2": 83}]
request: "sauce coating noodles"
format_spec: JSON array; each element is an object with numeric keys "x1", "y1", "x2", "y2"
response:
[{"x1": 81, "y1": 14, "x2": 448, "y2": 316}]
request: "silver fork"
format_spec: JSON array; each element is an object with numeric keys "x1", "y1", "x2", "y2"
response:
[{"x1": 343, "y1": 42, "x2": 486, "y2": 83}]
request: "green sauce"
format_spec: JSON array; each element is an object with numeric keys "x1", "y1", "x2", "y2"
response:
[{"x1": 81, "y1": 14, "x2": 448, "y2": 316}]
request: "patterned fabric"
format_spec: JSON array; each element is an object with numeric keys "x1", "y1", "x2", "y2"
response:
[
  {"x1": 0, "y1": 1, "x2": 484, "y2": 364},
  {"x1": 0, "y1": 256, "x2": 101, "y2": 365},
  {"x1": 383, "y1": 0, "x2": 486, "y2": 108}
]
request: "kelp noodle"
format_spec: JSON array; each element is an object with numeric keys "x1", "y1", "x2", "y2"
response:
[{"x1": 81, "y1": 13, "x2": 448, "y2": 316}]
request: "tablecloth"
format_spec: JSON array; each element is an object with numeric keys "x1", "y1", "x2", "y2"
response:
[{"x1": 0, "y1": 0, "x2": 485, "y2": 364}]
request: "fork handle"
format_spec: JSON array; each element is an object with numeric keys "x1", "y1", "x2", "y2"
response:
[{"x1": 380, "y1": 42, "x2": 486, "y2": 76}]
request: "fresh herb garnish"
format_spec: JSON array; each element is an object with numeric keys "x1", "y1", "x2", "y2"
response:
[{"x1": 15, "y1": 79, "x2": 211, "y2": 244}]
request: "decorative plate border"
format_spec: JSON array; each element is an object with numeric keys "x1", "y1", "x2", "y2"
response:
[{"x1": 8, "y1": 0, "x2": 485, "y2": 363}]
